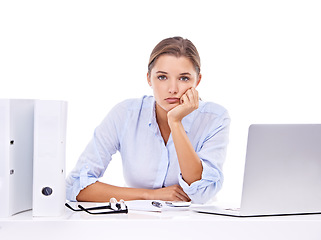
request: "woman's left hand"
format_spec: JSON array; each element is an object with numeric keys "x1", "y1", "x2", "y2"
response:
[{"x1": 167, "y1": 87, "x2": 199, "y2": 125}]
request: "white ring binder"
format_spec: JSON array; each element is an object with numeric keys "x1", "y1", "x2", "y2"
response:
[
  {"x1": 33, "y1": 100, "x2": 68, "y2": 217},
  {"x1": 0, "y1": 99, "x2": 34, "y2": 218}
]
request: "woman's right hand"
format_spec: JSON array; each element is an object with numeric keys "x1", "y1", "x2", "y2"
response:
[{"x1": 147, "y1": 184, "x2": 191, "y2": 202}]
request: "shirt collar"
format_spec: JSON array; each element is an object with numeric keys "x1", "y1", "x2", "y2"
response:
[
  {"x1": 148, "y1": 98, "x2": 158, "y2": 133},
  {"x1": 148, "y1": 97, "x2": 195, "y2": 133}
]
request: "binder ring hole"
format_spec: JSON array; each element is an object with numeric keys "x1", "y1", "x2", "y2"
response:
[
  {"x1": 42, "y1": 187, "x2": 53, "y2": 196},
  {"x1": 10, "y1": 140, "x2": 14, "y2": 145}
]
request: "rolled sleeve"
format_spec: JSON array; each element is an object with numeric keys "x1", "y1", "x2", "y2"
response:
[
  {"x1": 180, "y1": 112, "x2": 230, "y2": 204},
  {"x1": 65, "y1": 137, "x2": 109, "y2": 202},
  {"x1": 66, "y1": 165, "x2": 98, "y2": 202},
  {"x1": 179, "y1": 160, "x2": 223, "y2": 204}
]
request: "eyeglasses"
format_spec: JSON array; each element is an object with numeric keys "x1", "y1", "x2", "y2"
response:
[{"x1": 65, "y1": 199, "x2": 128, "y2": 215}]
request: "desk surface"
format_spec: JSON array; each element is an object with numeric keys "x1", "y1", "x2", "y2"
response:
[{"x1": 1, "y1": 206, "x2": 321, "y2": 240}]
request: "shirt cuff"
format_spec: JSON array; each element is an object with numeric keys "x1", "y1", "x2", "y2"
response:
[
  {"x1": 178, "y1": 160, "x2": 223, "y2": 204},
  {"x1": 66, "y1": 166, "x2": 99, "y2": 202}
]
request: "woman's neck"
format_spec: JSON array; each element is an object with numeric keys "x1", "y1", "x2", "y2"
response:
[
  {"x1": 155, "y1": 103, "x2": 171, "y2": 144},
  {"x1": 155, "y1": 103, "x2": 168, "y2": 126}
]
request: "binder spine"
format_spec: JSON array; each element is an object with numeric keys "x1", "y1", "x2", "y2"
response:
[
  {"x1": 9, "y1": 100, "x2": 34, "y2": 216},
  {"x1": 33, "y1": 100, "x2": 67, "y2": 217},
  {"x1": 0, "y1": 100, "x2": 10, "y2": 217},
  {"x1": 0, "y1": 99, "x2": 34, "y2": 217}
]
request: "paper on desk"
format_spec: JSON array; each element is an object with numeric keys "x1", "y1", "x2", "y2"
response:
[{"x1": 125, "y1": 200, "x2": 191, "y2": 212}]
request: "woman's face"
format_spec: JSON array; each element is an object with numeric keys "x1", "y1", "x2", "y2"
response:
[{"x1": 147, "y1": 54, "x2": 201, "y2": 113}]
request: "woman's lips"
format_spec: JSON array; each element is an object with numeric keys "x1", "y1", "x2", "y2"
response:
[{"x1": 165, "y1": 98, "x2": 180, "y2": 104}]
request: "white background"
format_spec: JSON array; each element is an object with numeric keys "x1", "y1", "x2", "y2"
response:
[{"x1": 1, "y1": 0, "x2": 320, "y2": 203}]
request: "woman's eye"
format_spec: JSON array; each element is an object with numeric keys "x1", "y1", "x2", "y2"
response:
[
  {"x1": 157, "y1": 75, "x2": 167, "y2": 80},
  {"x1": 180, "y1": 76, "x2": 190, "y2": 82}
]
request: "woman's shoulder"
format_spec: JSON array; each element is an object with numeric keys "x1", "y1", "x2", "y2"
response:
[
  {"x1": 116, "y1": 95, "x2": 154, "y2": 108},
  {"x1": 197, "y1": 100, "x2": 229, "y2": 117},
  {"x1": 101, "y1": 96, "x2": 153, "y2": 124},
  {"x1": 114, "y1": 96, "x2": 153, "y2": 110}
]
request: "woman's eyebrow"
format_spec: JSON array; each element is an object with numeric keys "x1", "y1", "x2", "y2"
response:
[
  {"x1": 155, "y1": 71, "x2": 191, "y2": 75},
  {"x1": 156, "y1": 71, "x2": 168, "y2": 74}
]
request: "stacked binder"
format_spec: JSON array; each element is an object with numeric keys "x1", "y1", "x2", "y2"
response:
[
  {"x1": 0, "y1": 99, "x2": 67, "y2": 217},
  {"x1": 0, "y1": 99, "x2": 34, "y2": 218}
]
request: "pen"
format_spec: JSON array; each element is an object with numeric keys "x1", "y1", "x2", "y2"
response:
[{"x1": 152, "y1": 201, "x2": 162, "y2": 208}]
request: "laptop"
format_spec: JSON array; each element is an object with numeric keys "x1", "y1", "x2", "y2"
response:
[{"x1": 191, "y1": 124, "x2": 321, "y2": 217}]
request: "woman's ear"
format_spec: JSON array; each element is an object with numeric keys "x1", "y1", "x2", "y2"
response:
[
  {"x1": 147, "y1": 72, "x2": 152, "y2": 87},
  {"x1": 196, "y1": 73, "x2": 202, "y2": 87}
]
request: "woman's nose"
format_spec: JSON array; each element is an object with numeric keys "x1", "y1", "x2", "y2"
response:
[{"x1": 168, "y1": 79, "x2": 178, "y2": 94}]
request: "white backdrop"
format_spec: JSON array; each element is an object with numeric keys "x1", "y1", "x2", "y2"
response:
[{"x1": 1, "y1": 0, "x2": 320, "y2": 203}]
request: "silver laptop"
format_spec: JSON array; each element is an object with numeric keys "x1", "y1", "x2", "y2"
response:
[{"x1": 192, "y1": 124, "x2": 321, "y2": 217}]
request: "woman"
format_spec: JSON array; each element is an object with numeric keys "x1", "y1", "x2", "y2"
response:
[{"x1": 66, "y1": 36, "x2": 230, "y2": 204}]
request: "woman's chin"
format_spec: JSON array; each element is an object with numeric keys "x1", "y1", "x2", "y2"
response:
[
  {"x1": 156, "y1": 101, "x2": 179, "y2": 114},
  {"x1": 165, "y1": 103, "x2": 180, "y2": 112}
]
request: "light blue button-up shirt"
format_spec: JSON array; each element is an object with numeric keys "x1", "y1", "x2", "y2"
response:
[{"x1": 66, "y1": 96, "x2": 230, "y2": 204}]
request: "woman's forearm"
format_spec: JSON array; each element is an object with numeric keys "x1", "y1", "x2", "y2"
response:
[
  {"x1": 76, "y1": 181, "x2": 150, "y2": 202},
  {"x1": 76, "y1": 181, "x2": 191, "y2": 202},
  {"x1": 169, "y1": 121, "x2": 203, "y2": 185}
]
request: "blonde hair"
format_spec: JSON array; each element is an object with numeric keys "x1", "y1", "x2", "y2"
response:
[{"x1": 148, "y1": 36, "x2": 201, "y2": 75}]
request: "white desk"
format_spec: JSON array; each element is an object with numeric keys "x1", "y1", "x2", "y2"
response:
[{"x1": 1, "y1": 207, "x2": 321, "y2": 240}]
